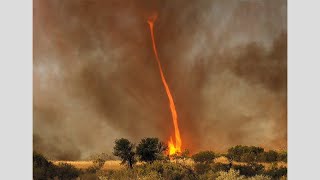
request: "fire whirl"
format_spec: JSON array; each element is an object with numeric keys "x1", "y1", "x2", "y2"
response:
[{"x1": 147, "y1": 15, "x2": 182, "y2": 155}]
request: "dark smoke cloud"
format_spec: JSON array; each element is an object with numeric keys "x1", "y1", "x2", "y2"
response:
[{"x1": 33, "y1": 0, "x2": 287, "y2": 159}]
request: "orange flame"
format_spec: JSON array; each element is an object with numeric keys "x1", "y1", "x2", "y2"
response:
[{"x1": 147, "y1": 15, "x2": 182, "y2": 155}]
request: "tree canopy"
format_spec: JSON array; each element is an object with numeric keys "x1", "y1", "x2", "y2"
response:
[
  {"x1": 136, "y1": 137, "x2": 167, "y2": 163},
  {"x1": 113, "y1": 138, "x2": 136, "y2": 168}
]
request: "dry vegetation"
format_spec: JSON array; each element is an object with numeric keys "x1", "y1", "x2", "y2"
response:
[
  {"x1": 52, "y1": 157, "x2": 287, "y2": 171},
  {"x1": 52, "y1": 160, "x2": 125, "y2": 170},
  {"x1": 35, "y1": 143, "x2": 287, "y2": 179}
]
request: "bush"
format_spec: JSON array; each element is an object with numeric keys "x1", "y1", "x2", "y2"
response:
[
  {"x1": 247, "y1": 175, "x2": 271, "y2": 180},
  {"x1": 228, "y1": 146, "x2": 264, "y2": 163},
  {"x1": 263, "y1": 167, "x2": 287, "y2": 179},
  {"x1": 240, "y1": 152, "x2": 257, "y2": 162},
  {"x1": 55, "y1": 163, "x2": 81, "y2": 180},
  {"x1": 216, "y1": 169, "x2": 246, "y2": 180},
  {"x1": 210, "y1": 162, "x2": 231, "y2": 173},
  {"x1": 100, "y1": 169, "x2": 138, "y2": 180},
  {"x1": 100, "y1": 161, "x2": 198, "y2": 180},
  {"x1": 142, "y1": 161, "x2": 198, "y2": 180},
  {"x1": 33, "y1": 151, "x2": 81, "y2": 180},
  {"x1": 192, "y1": 151, "x2": 215, "y2": 164},
  {"x1": 171, "y1": 149, "x2": 190, "y2": 162},
  {"x1": 277, "y1": 151, "x2": 287, "y2": 162},
  {"x1": 33, "y1": 152, "x2": 57, "y2": 180},
  {"x1": 86, "y1": 153, "x2": 110, "y2": 173},
  {"x1": 79, "y1": 173, "x2": 100, "y2": 180},
  {"x1": 228, "y1": 146, "x2": 285, "y2": 163},
  {"x1": 216, "y1": 169, "x2": 271, "y2": 180},
  {"x1": 232, "y1": 163, "x2": 264, "y2": 177},
  {"x1": 264, "y1": 151, "x2": 278, "y2": 162},
  {"x1": 194, "y1": 163, "x2": 211, "y2": 175},
  {"x1": 91, "y1": 153, "x2": 111, "y2": 168},
  {"x1": 199, "y1": 170, "x2": 218, "y2": 180}
]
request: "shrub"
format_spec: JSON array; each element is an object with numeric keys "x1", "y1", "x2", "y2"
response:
[
  {"x1": 192, "y1": 151, "x2": 215, "y2": 164},
  {"x1": 160, "y1": 163, "x2": 197, "y2": 180},
  {"x1": 227, "y1": 146, "x2": 284, "y2": 163},
  {"x1": 55, "y1": 163, "x2": 81, "y2": 180},
  {"x1": 194, "y1": 163, "x2": 211, "y2": 175},
  {"x1": 100, "y1": 169, "x2": 138, "y2": 180},
  {"x1": 33, "y1": 152, "x2": 57, "y2": 180},
  {"x1": 86, "y1": 165, "x2": 100, "y2": 174},
  {"x1": 277, "y1": 151, "x2": 287, "y2": 162},
  {"x1": 264, "y1": 150, "x2": 278, "y2": 162},
  {"x1": 171, "y1": 149, "x2": 190, "y2": 162},
  {"x1": 33, "y1": 151, "x2": 81, "y2": 180},
  {"x1": 216, "y1": 169, "x2": 246, "y2": 180},
  {"x1": 263, "y1": 167, "x2": 287, "y2": 179},
  {"x1": 79, "y1": 173, "x2": 100, "y2": 180},
  {"x1": 240, "y1": 152, "x2": 256, "y2": 162},
  {"x1": 85, "y1": 153, "x2": 110, "y2": 173},
  {"x1": 210, "y1": 162, "x2": 231, "y2": 173},
  {"x1": 142, "y1": 161, "x2": 198, "y2": 180},
  {"x1": 232, "y1": 163, "x2": 264, "y2": 177},
  {"x1": 227, "y1": 146, "x2": 264, "y2": 163},
  {"x1": 247, "y1": 175, "x2": 271, "y2": 180},
  {"x1": 199, "y1": 170, "x2": 218, "y2": 180},
  {"x1": 99, "y1": 161, "x2": 198, "y2": 180},
  {"x1": 92, "y1": 153, "x2": 111, "y2": 167}
]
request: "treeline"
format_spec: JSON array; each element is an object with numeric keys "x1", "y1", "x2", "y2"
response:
[
  {"x1": 191, "y1": 151, "x2": 287, "y2": 179},
  {"x1": 227, "y1": 145, "x2": 287, "y2": 163},
  {"x1": 33, "y1": 137, "x2": 287, "y2": 180}
]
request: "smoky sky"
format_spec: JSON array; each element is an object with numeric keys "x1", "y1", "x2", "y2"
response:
[{"x1": 33, "y1": 0, "x2": 287, "y2": 160}]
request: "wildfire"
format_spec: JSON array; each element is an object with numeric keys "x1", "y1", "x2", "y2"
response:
[{"x1": 147, "y1": 15, "x2": 182, "y2": 155}]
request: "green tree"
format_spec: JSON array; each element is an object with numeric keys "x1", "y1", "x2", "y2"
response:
[
  {"x1": 136, "y1": 137, "x2": 167, "y2": 163},
  {"x1": 113, "y1": 138, "x2": 136, "y2": 169}
]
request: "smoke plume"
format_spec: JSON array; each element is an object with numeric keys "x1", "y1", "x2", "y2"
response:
[{"x1": 33, "y1": 0, "x2": 287, "y2": 160}]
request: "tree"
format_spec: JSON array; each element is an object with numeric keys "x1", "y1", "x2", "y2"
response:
[
  {"x1": 113, "y1": 138, "x2": 136, "y2": 168},
  {"x1": 136, "y1": 137, "x2": 167, "y2": 163}
]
